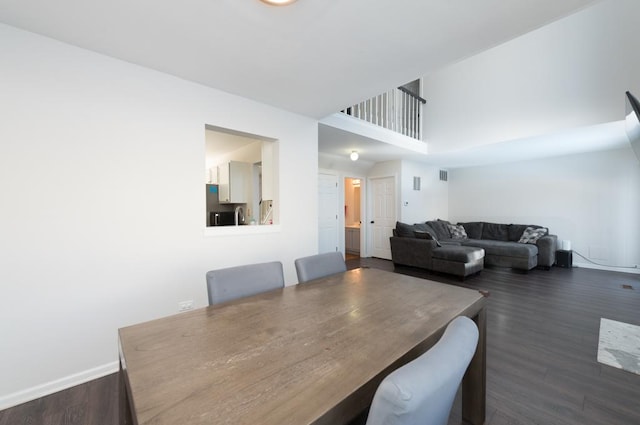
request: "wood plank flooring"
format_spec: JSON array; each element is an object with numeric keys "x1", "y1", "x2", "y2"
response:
[
  {"x1": 0, "y1": 373, "x2": 117, "y2": 425},
  {"x1": 2, "y1": 260, "x2": 639, "y2": 425}
]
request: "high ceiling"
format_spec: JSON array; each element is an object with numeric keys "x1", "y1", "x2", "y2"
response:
[{"x1": 0, "y1": 0, "x2": 598, "y2": 119}]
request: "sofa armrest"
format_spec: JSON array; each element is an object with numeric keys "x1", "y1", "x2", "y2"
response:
[
  {"x1": 390, "y1": 236, "x2": 437, "y2": 269},
  {"x1": 536, "y1": 234, "x2": 558, "y2": 267}
]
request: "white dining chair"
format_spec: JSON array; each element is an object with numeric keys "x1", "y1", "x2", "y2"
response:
[
  {"x1": 206, "y1": 261, "x2": 284, "y2": 305},
  {"x1": 364, "y1": 316, "x2": 479, "y2": 425},
  {"x1": 294, "y1": 252, "x2": 347, "y2": 283}
]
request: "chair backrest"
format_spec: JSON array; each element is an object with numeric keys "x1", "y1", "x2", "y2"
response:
[
  {"x1": 206, "y1": 261, "x2": 284, "y2": 305},
  {"x1": 365, "y1": 316, "x2": 479, "y2": 425},
  {"x1": 294, "y1": 252, "x2": 347, "y2": 283}
]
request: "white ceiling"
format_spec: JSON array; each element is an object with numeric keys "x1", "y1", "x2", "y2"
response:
[
  {"x1": 1, "y1": 0, "x2": 609, "y2": 168},
  {"x1": 0, "y1": 0, "x2": 597, "y2": 119}
]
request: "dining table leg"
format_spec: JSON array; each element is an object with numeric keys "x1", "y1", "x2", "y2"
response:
[
  {"x1": 462, "y1": 307, "x2": 487, "y2": 425},
  {"x1": 119, "y1": 359, "x2": 134, "y2": 425}
]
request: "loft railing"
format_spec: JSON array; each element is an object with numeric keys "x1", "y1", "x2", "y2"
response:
[{"x1": 341, "y1": 87, "x2": 426, "y2": 140}]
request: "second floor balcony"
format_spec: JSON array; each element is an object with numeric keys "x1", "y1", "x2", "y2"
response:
[{"x1": 341, "y1": 83, "x2": 426, "y2": 141}]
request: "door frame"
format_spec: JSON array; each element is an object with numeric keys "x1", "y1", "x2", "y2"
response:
[
  {"x1": 319, "y1": 169, "x2": 369, "y2": 258},
  {"x1": 344, "y1": 176, "x2": 367, "y2": 258}
]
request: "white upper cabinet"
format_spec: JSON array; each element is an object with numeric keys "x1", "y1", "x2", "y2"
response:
[
  {"x1": 219, "y1": 161, "x2": 251, "y2": 203},
  {"x1": 261, "y1": 142, "x2": 276, "y2": 201}
]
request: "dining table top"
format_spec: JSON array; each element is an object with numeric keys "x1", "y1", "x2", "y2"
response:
[{"x1": 118, "y1": 267, "x2": 486, "y2": 425}]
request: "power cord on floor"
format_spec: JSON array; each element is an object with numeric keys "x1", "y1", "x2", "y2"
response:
[{"x1": 572, "y1": 250, "x2": 639, "y2": 269}]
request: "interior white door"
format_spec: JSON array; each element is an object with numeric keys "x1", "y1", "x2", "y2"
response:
[
  {"x1": 370, "y1": 176, "x2": 396, "y2": 259},
  {"x1": 318, "y1": 173, "x2": 339, "y2": 253}
]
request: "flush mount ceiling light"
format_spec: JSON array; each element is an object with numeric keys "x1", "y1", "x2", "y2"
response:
[
  {"x1": 350, "y1": 151, "x2": 359, "y2": 161},
  {"x1": 259, "y1": 0, "x2": 298, "y2": 5}
]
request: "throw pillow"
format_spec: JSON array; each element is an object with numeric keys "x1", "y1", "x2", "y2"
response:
[
  {"x1": 447, "y1": 224, "x2": 468, "y2": 240},
  {"x1": 426, "y1": 220, "x2": 452, "y2": 240},
  {"x1": 414, "y1": 231, "x2": 442, "y2": 247},
  {"x1": 508, "y1": 224, "x2": 543, "y2": 241},
  {"x1": 518, "y1": 227, "x2": 548, "y2": 244},
  {"x1": 413, "y1": 222, "x2": 432, "y2": 234},
  {"x1": 395, "y1": 221, "x2": 416, "y2": 238}
]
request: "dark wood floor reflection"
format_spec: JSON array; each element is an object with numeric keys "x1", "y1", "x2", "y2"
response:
[{"x1": 2, "y1": 258, "x2": 639, "y2": 425}]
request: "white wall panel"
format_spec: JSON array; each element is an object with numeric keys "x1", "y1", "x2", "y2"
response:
[
  {"x1": 400, "y1": 161, "x2": 448, "y2": 224},
  {"x1": 0, "y1": 23, "x2": 317, "y2": 408}
]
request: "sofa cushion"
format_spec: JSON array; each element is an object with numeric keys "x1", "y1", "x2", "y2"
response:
[
  {"x1": 461, "y1": 239, "x2": 538, "y2": 258},
  {"x1": 413, "y1": 222, "x2": 438, "y2": 239},
  {"x1": 426, "y1": 220, "x2": 451, "y2": 240},
  {"x1": 508, "y1": 224, "x2": 542, "y2": 241},
  {"x1": 459, "y1": 222, "x2": 483, "y2": 240},
  {"x1": 481, "y1": 222, "x2": 510, "y2": 241},
  {"x1": 395, "y1": 221, "x2": 416, "y2": 238},
  {"x1": 447, "y1": 224, "x2": 468, "y2": 240},
  {"x1": 432, "y1": 246, "x2": 485, "y2": 262},
  {"x1": 414, "y1": 231, "x2": 442, "y2": 247},
  {"x1": 518, "y1": 227, "x2": 548, "y2": 244}
]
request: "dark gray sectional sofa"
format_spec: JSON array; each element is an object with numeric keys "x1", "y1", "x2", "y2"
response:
[{"x1": 391, "y1": 219, "x2": 558, "y2": 273}]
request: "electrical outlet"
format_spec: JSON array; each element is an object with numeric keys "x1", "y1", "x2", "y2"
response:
[{"x1": 178, "y1": 300, "x2": 194, "y2": 312}]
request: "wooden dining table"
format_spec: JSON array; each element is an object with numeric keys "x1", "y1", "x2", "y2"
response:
[{"x1": 118, "y1": 268, "x2": 487, "y2": 425}]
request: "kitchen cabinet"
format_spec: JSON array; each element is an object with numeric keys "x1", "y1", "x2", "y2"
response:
[
  {"x1": 261, "y1": 142, "x2": 275, "y2": 201},
  {"x1": 218, "y1": 161, "x2": 251, "y2": 204},
  {"x1": 345, "y1": 226, "x2": 360, "y2": 254}
]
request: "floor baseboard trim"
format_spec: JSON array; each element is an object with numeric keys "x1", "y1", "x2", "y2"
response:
[
  {"x1": 0, "y1": 361, "x2": 119, "y2": 411},
  {"x1": 572, "y1": 262, "x2": 640, "y2": 275}
]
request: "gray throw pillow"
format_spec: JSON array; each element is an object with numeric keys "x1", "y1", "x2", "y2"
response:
[
  {"x1": 518, "y1": 227, "x2": 548, "y2": 244},
  {"x1": 414, "y1": 231, "x2": 442, "y2": 247},
  {"x1": 395, "y1": 221, "x2": 416, "y2": 238},
  {"x1": 414, "y1": 222, "x2": 438, "y2": 239},
  {"x1": 447, "y1": 224, "x2": 468, "y2": 240},
  {"x1": 426, "y1": 220, "x2": 452, "y2": 240},
  {"x1": 508, "y1": 224, "x2": 542, "y2": 241}
]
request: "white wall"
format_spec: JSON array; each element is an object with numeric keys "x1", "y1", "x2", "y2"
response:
[
  {"x1": 448, "y1": 147, "x2": 640, "y2": 271},
  {"x1": 318, "y1": 152, "x2": 376, "y2": 176},
  {"x1": 399, "y1": 161, "x2": 449, "y2": 224},
  {"x1": 0, "y1": 23, "x2": 318, "y2": 408},
  {"x1": 423, "y1": 0, "x2": 640, "y2": 153}
]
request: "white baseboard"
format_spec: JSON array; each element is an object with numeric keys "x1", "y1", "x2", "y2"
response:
[
  {"x1": 572, "y1": 262, "x2": 640, "y2": 275},
  {"x1": 0, "y1": 361, "x2": 120, "y2": 411}
]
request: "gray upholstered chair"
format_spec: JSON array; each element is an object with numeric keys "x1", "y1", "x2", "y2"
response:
[
  {"x1": 364, "y1": 316, "x2": 479, "y2": 425},
  {"x1": 294, "y1": 252, "x2": 347, "y2": 283},
  {"x1": 206, "y1": 261, "x2": 284, "y2": 305}
]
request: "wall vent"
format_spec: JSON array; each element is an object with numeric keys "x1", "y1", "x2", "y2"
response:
[
  {"x1": 413, "y1": 176, "x2": 421, "y2": 191},
  {"x1": 439, "y1": 170, "x2": 448, "y2": 182}
]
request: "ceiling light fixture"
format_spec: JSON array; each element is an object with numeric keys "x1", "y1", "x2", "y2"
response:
[
  {"x1": 350, "y1": 151, "x2": 359, "y2": 161},
  {"x1": 259, "y1": 0, "x2": 298, "y2": 6}
]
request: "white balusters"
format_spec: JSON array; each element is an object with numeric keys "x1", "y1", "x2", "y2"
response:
[{"x1": 340, "y1": 87, "x2": 424, "y2": 140}]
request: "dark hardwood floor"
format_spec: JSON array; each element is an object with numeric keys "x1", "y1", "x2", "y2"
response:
[
  {"x1": 2, "y1": 259, "x2": 639, "y2": 425},
  {"x1": 0, "y1": 373, "x2": 118, "y2": 425}
]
